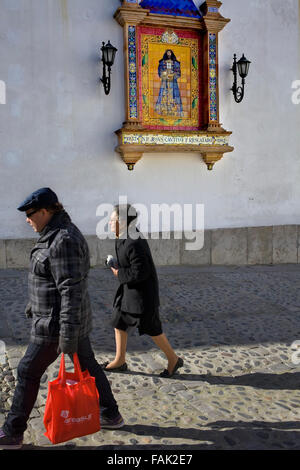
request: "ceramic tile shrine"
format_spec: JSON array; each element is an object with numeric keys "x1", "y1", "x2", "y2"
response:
[{"x1": 114, "y1": 0, "x2": 233, "y2": 170}]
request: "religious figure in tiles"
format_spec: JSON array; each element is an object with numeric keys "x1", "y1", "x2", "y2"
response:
[{"x1": 155, "y1": 49, "x2": 183, "y2": 117}]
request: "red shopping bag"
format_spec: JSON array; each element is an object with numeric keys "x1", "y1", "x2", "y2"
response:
[{"x1": 44, "y1": 353, "x2": 100, "y2": 444}]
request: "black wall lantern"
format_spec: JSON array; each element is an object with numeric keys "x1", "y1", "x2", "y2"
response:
[
  {"x1": 231, "y1": 53, "x2": 251, "y2": 103},
  {"x1": 100, "y1": 41, "x2": 118, "y2": 95}
]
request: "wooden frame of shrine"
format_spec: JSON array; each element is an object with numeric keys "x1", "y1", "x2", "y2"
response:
[{"x1": 114, "y1": 0, "x2": 233, "y2": 170}]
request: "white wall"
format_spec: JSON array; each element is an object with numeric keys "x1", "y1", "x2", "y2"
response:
[
  {"x1": 0, "y1": 0, "x2": 299, "y2": 239},
  {"x1": 219, "y1": 0, "x2": 300, "y2": 229}
]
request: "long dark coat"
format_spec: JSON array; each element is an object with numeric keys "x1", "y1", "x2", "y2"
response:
[{"x1": 114, "y1": 235, "x2": 160, "y2": 315}]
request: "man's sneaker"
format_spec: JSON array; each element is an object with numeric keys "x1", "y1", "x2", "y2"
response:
[
  {"x1": 0, "y1": 428, "x2": 23, "y2": 450},
  {"x1": 101, "y1": 413, "x2": 125, "y2": 430}
]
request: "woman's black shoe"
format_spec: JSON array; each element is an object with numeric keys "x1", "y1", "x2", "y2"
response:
[
  {"x1": 101, "y1": 361, "x2": 128, "y2": 372},
  {"x1": 159, "y1": 357, "x2": 183, "y2": 378}
]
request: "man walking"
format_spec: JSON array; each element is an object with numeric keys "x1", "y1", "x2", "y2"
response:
[{"x1": 0, "y1": 188, "x2": 124, "y2": 450}]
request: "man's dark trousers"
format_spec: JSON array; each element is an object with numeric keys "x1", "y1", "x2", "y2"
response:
[{"x1": 3, "y1": 337, "x2": 119, "y2": 437}]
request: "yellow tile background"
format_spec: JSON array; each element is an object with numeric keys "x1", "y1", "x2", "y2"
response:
[{"x1": 148, "y1": 43, "x2": 191, "y2": 120}]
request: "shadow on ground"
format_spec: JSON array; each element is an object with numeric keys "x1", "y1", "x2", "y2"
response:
[{"x1": 20, "y1": 420, "x2": 300, "y2": 450}]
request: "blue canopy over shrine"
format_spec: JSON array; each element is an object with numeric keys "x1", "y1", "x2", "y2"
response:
[{"x1": 139, "y1": 0, "x2": 202, "y2": 18}]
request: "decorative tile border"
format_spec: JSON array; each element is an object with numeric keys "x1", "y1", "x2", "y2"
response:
[
  {"x1": 122, "y1": 132, "x2": 229, "y2": 146},
  {"x1": 208, "y1": 33, "x2": 217, "y2": 122},
  {"x1": 128, "y1": 25, "x2": 138, "y2": 119}
]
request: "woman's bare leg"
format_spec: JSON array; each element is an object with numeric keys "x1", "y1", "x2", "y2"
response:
[
  {"x1": 151, "y1": 333, "x2": 179, "y2": 373},
  {"x1": 105, "y1": 328, "x2": 128, "y2": 369}
]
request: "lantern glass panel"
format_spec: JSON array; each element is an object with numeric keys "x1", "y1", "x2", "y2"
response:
[
  {"x1": 104, "y1": 41, "x2": 117, "y2": 67},
  {"x1": 237, "y1": 54, "x2": 250, "y2": 79}
]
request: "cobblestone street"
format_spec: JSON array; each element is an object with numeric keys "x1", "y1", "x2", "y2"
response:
[{"x1": 1, "y1": 264, "x2": 300, "y2": 450}]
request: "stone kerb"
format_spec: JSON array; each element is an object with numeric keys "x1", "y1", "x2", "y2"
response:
[{"x1": 0, "y1": 225, "x2": 299, "y2": 268}]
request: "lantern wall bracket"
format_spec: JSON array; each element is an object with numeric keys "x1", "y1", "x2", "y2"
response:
[
  {"x1": 100, "y1": 41, "x2": 118, "y2": 95},
  {"x1": 231, "y1": 53, "x2": 251, "y2": 103}
]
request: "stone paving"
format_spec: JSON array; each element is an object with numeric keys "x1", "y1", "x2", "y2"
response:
[{"x1": 1, "y1": 264, "x2": 300, "y2": 450}]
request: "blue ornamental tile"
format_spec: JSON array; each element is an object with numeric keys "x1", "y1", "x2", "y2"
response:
[
  {"x1": 128, "y1": 25, "x2": 138, "y2": 119},
  {"x1": 140, "y1": 0, "x2": 202, "y2": 18}
]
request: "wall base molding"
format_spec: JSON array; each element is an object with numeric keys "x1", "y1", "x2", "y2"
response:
[{"x1": 0, "y1": 225, "x2": 299, "y2": 269}]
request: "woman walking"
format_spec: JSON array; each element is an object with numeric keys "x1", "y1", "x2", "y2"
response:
[{"x1": 102, "y1": 204, "x2": 183, "y2": 378}]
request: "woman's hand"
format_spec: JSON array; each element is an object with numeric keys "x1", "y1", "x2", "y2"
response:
[{"x1": 111, "y1": 267, "x2": 119, "y2": 277}]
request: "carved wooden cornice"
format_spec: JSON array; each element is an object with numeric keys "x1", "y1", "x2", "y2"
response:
[
  {"x1": 115, "y1": 1, "x2": 230, "y2": 31},
  {"x1": 114, "y1": 7, "x2": 149, "y2": 26}
]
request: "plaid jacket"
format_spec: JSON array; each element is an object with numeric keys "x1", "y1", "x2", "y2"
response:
[{"x1": 28, "y1": 211, "x2": 92, "y2": 347}]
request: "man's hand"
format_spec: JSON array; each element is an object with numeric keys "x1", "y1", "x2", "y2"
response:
[
  {"x1": 57, "y1": 338, "x2": 78, "y2": 355},
  {"x1": 111, "y1": 267, "x2": 119, "y2": 277}
]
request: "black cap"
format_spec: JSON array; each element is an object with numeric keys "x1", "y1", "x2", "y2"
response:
[{"x1": 17, "y1": 187, "x2": 59, "y2": 212}]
